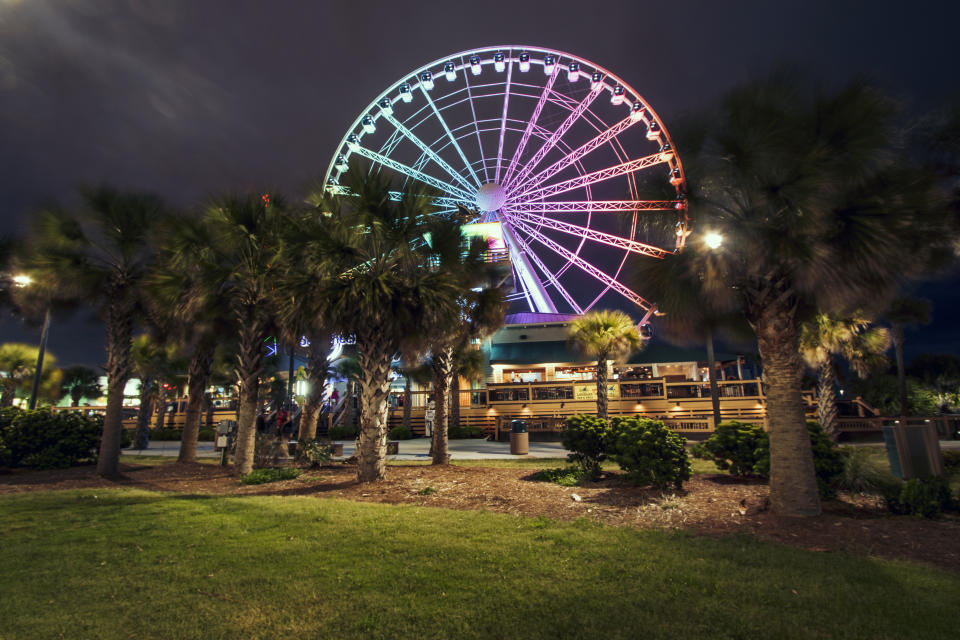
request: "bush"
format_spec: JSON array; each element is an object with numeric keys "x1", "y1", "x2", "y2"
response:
[
  {"x1": 529, "y1": 466, "x2": 586, "y2": 487},
  {"x1": 299, "y1": 440, "x2": 337, "y2": 466},
  {"x1": 0, "y1": 409, "x2": 102, "y2": 469},
  {"x1": 836, "y1": 446, "x2": 888, "y2": 494},
  {"x1": 696, "y1": 421, "x2": 768, "y2": 476},
  {"x1": 240, "y1": 467, "x2": 302, "y2": 485},
  {"x1": 883, "y1": 475, "x2": 955, "y2": 518},
  {"x1": 448, "y1": 424, "x2": 485, "y2": 439},
  {"x1": 562, "y1": 414, "x2": 609, "y2": 480},
  {"x1": 607, "y1": 416, "x2": 691, "y2": 490},
  {"x1": 120, "y1": 428, "x2": 134, "y2": 449},
  {"x1": 328, "y1": 424, "x2": 358, "y2": 440},
  {"x1": 146, "y1": 427, "x2": 215, "y2": 442},
  {"x1": 388, "y1": 425, "x2": 413, "y2": 440},
  {"x1": 942, "y1": 449, "x2": 960, "y2": 472}
]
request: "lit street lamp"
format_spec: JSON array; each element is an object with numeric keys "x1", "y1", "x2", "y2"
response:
[{"x1": 12, "y1": 274, "x2": 50, "y2": 411}]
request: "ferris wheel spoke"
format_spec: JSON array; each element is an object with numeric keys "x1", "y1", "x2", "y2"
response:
[
  {"x1": 509, "y1": 115, "x2": 641, "y2": 197},
  {"x1": 494, "y1": 59, "x2": 514, "y2": 183},
  {"x1": 506, "y1": 209, "x2": 670, "y2": 258},
  {"x1": 515, "y1": 153, "x2": 667, "y2": 202},
  {"x1": 505, "y1": 82, "x2": 605, "y2": 192},
  {"x1": 420, "y1": 87, "x2": 483, "y2": 187},
  {"x1": 348, "y1": 145, "x2": 476, "y2": 202},
  {"x1": 508, "y1": 200, "x2": 683, "y2": 213},
  {"x1": 460, "y1": 63, "x2": 492, "y2": 185},
  {"x1": 501, "y1": 64, "x2": 560, "y2": 187},
  {"x1": 381, "y1": 114, "x2": 476, "y2": 192},
  {"x1": 506, "y1": 215, "x2": 656, "y2": 312},
  {"x1": 502, "y1": 219, "x2": 583, "y2": 314},
  {"x1": 498, "y1": 217, "x2": 557, "y2": 313},
  {"x1": 325, "y1": 185, "x2": 471, "y2": 211}
]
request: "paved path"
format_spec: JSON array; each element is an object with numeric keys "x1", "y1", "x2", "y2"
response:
[
  {"x1": 123, "y1": 437, "x2": 960, "y2": 460},
  {"x1": 123, "y1": 437, "x2": 571, "y2": 460}
]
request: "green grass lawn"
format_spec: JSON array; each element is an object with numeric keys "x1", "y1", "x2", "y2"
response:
[{"x1": 1, "y1": 489, "x2": 957, "y2": 640}]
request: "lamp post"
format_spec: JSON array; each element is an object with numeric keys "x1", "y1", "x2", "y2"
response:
[
  {"x1": 702, "y1": 232, "x2": 724, "y2": 428},
  {"x1": 11, "y1": 274, "x2": 50, "y2": 411}
]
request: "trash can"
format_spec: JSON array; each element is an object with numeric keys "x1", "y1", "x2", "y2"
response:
[{"x1": 509, "y1": 419, "x2": 529, "y2": 455}]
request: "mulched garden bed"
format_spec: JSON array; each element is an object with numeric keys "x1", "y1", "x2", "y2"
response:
[{"x1": 2, "y1": 461, "x2": 958, "y2": 572}]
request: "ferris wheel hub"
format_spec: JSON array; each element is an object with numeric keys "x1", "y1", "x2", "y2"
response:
[{"x1": 475, "y1": 182, "x2": 508, "y2": 212}]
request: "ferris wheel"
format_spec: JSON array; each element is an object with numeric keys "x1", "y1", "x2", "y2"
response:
[{"x1": 323, "y1": 46, "x2": 688, "y2": 323}]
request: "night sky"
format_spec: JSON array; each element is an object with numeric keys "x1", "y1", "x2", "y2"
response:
[{"x1": 1, "y1": 0, "x2": 957, "y2": 367}]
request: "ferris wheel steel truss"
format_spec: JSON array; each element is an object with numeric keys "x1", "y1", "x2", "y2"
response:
[{"x1": 323, "y1": 46, "x2": 689, "y2": 321}]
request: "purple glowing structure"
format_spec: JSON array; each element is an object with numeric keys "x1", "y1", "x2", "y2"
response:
[{"x1": 324, "y1": 46, "x2": 689, "y2": 322}]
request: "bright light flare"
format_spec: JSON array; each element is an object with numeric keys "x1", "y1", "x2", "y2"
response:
[
  {"x1": 703, "y1": 232, "x2": 723, "y2": 249},
  {"x1": 12, "y1": 274, "x2": 32, "y2": 288}
]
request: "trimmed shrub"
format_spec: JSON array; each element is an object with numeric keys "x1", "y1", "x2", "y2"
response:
[
  {"x1": 240, "y1": 467, "x2": 302, "y2": 485},
  {"x1": 695, "y1": 421, "x2": 768, "y2": 476},
  {"x1": 942, "y1": 449, "x2": 960, "y2": 472},
  {"x1": 562, "y1": 414, "x2": 609, "y2": 480},
  {"x1": 388, "y1": 425, "x2": 413, "y2": 440},
  {"x1": 529, "y1": 466, "x2": 585, "y2": 487},
  {"x1": 299, "y1": 440, "x2": 337, "y2": 466},
  {"x1": 328, "y1": 424, "x2": 358, "y2": 440},
  {"x1": 607, "y1": 416, "x2": 691, "y2": 490},
  {"x1": 0, "y1": 409, "x2": 102, "y2": 469},
  {"x1": 448, "y1": 424, "x2": 485, "y2": 439},
  {"x1": 883, "y1": 475, "x2": 955, "y2": 518}
]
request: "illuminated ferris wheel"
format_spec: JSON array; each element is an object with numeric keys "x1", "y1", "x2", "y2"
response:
[{"x1": 323, "y1": 46, "x2": 688, "y2": 323}]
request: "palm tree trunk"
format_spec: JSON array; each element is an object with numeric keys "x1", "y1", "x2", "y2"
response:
[
  {"x1": 450, "y1": 366, "x2": 461, "y2": 431},
  {"x1": 133, "y1": 377, "x2": 155, "y2": 450},
  {"x1": 706, "y1": 328, "x2": 721, "y2": 427},
  {"x1": 596, "y1": 355, "x2": 609, "y2": 420},
  {"x1": 817, "y1": 358, "x2": 840, "y2": 442},
  {"x1": 355, "y1": 329, "x2": 393, "y2": 483},
  {"x1": 179, "y1": 335, "x2": 216, "y2": 463},
  {"x1": 402, "y1": 375, "x2": 412, "y2": 431},
  {"x1": 431, "y1": 346, "x2": 454, "y2": 465},
  {"x1": 893, "y1": 325, "x2": 907, "y2": 417},
  {"x1": 233, "y1": 316, "x2": 266, "y2": 476},
  {"x1": 97, "y1": 295, "x2": 134, "y2": 478},
  {"x1": 156, "y1": 390, "x2": 168, "y2": 430},
  {"x1": 753, "y1": 296, "x2": 820, "y2": 517},
  {"x1": 297, "y1": 337, "x2": 331, "y2": 446}
]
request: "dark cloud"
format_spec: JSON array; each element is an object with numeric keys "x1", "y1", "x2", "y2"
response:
[{"x1": 1, "y1": 0, "x2": 957, "y2": 365}]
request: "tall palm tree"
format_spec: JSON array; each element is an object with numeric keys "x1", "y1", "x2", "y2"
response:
[
  {"x1": 883, "y1": 297, "x2": 932, "y2": 417},
  {"x1": 19, "y1": 187, "x2": 165, "y2": 476},
  {"x1": 568, "y1": 310, "x2": 642, "y2": 420},
  {"x1": 184, "y1": 194, "x2": 286, "y2": 475},
  {"x1": 302, "y1": 166, "x2": 467, "y2": 482},
  {"x1": 60, "y1": 365, "x2": 102, "y2": 406},
  {"x1": 676, "y1": 73, "x2": 952, "y2": 516},
  {"x1": 799, "y1": 312, "x2": 890, "y2": 440},
  {"x1": 147, "y1": 214, "x2": 237, "y2": 464}
]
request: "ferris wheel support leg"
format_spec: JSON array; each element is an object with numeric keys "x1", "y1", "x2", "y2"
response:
[{"x1": 499, "y1": 218, "x2": 557, "y2": 314}]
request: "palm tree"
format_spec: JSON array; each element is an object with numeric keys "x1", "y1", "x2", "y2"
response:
[
  {"x1": 302, "y1": 166, "x2": 467, "y2": 482},
  {"x1": 799, "y1": 312, "x2": 890, "y2": 440},
  {"x1": 676, "y1": 73, "x2": 952, "y2": 516},
  {"x1": 568, "y1": 310, "x2": 642, "y2": 420},
  {"x1": 19, "y1": 187, "x2": 165, "y2": 476},
  {"x1": 60, "y1": 366, "x2": 102, "y2": 406},
  {"x1": 631, "y1": 246, "x2": 748, "y2": 427},
  {"x1": 147, "y1": 214, "x2": 237, "y2": 464},
  {"x1": 883, "y1": 297, "x2": 932, "y2": 417},
  {"x1": 183, "y1": 194, "x2": 285, "y2": 475}
]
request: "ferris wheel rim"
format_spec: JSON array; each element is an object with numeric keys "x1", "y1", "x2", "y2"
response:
[{"x1": 323, "y1": 45, "x2": 689, "y2": 318}]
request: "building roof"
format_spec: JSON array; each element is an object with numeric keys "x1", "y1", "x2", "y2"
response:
[
  {"x1": 503, "y1": 312, "x2": 581, "y2": 325},
  {"x1": 488, "y1": 339, "x2": 740, "y2": 365}
]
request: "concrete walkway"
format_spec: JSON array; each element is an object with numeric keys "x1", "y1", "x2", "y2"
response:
[
  {"x1": 122, "y1": 437, "x2": 960, "y2": 461},
  {"x1": 122, "y1": 437, "x2": 571, "y2": 460}
]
